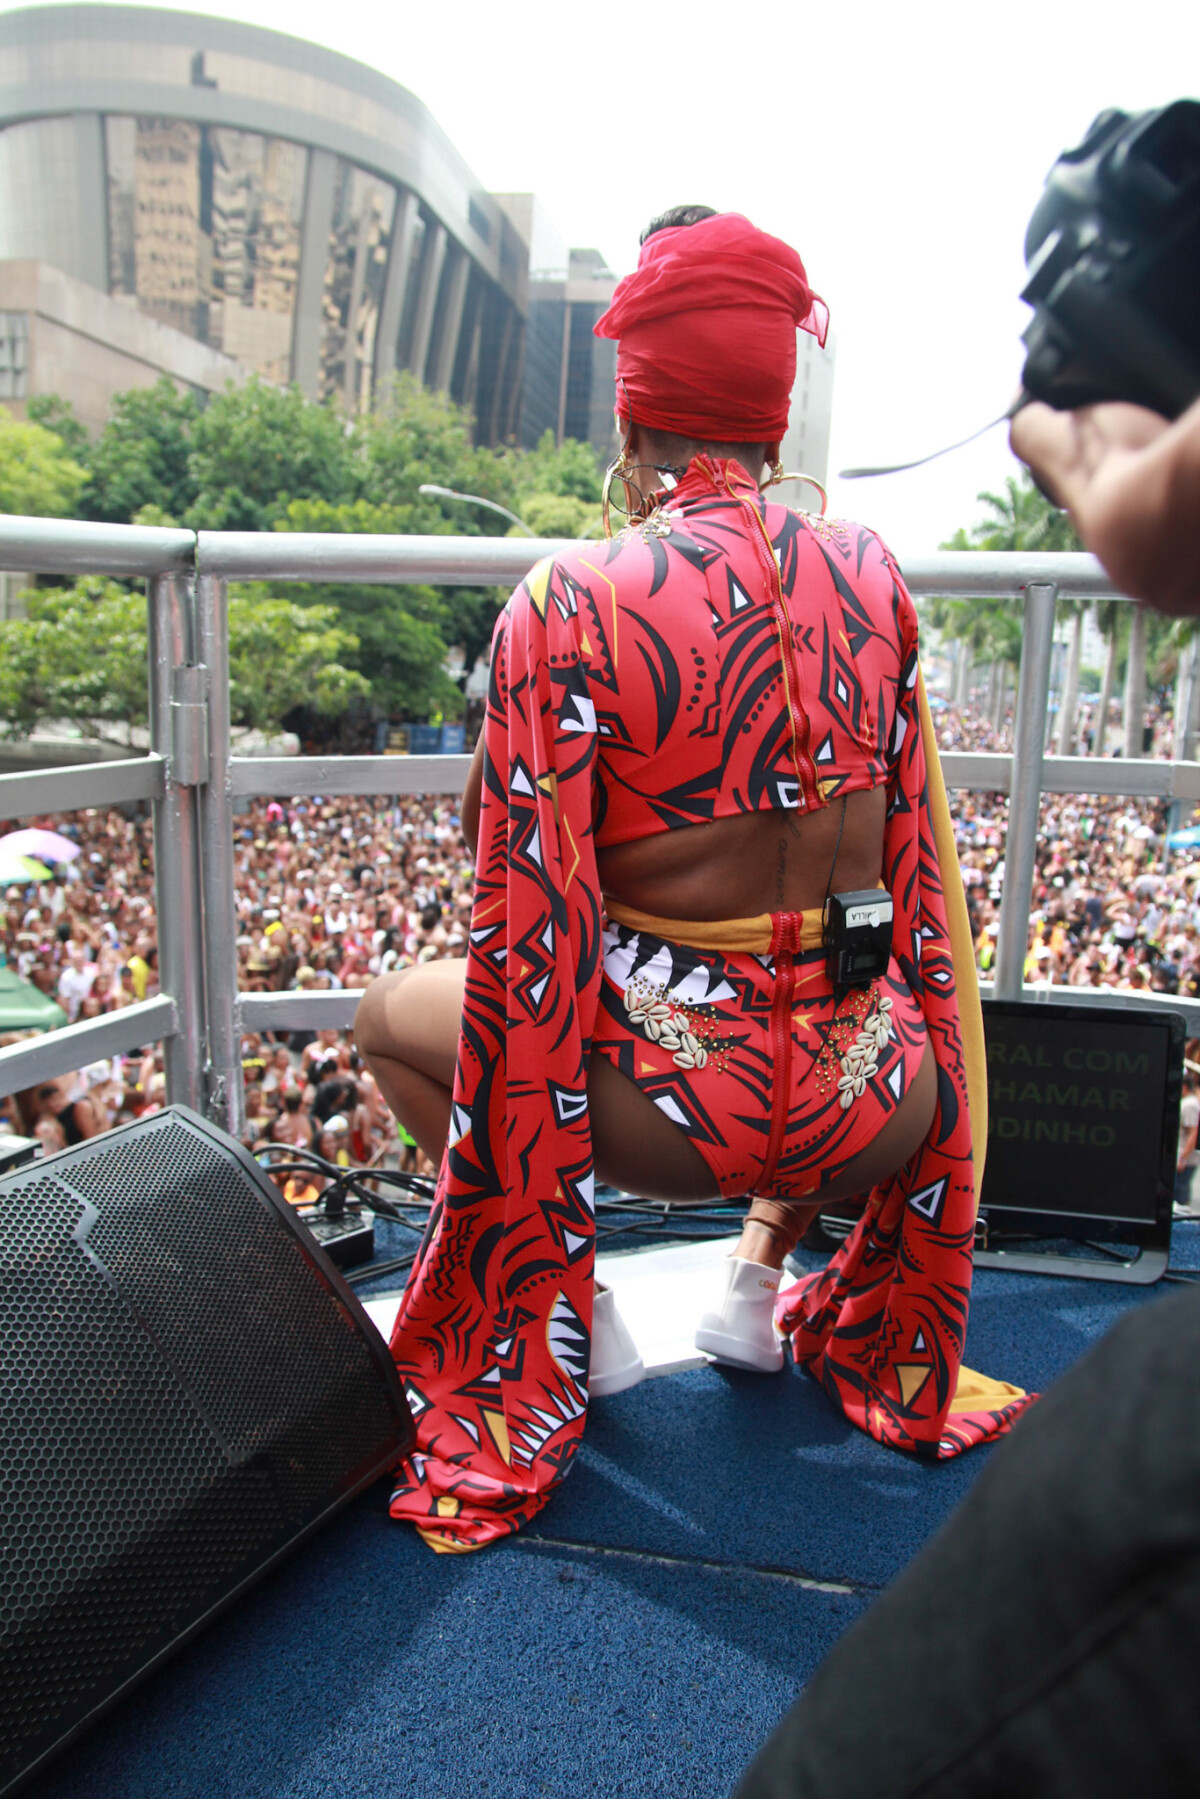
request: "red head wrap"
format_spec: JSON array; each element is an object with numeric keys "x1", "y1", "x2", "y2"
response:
[{"x1": 594, "y1": 213, "x2": 828, "y2": 442}]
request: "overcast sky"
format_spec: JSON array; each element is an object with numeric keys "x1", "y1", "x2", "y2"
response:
[{"x1": 23, "y1": 0, "x2": 1200, "y2": 549}]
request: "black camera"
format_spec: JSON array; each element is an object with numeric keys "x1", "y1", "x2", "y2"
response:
[
  {"x1": 824, "y1": 889, "x2": 894, "y2": 990},
  {"x1": 1021, "y1": 100, "x2": 1200, "y2": 419}
]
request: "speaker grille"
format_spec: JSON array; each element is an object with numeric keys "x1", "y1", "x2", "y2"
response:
[{"x1": 0, "y1": 1109, "x2": 411, "y2": 1795}]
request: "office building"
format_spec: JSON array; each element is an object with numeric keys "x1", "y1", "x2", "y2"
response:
[
  {"x1": 0, "y1": 6, "x2": 832, "y2": 476},
  {"x1": 777, "y1": 327, "x2": 837, "y2": 495},
  {"x1": 0, "y1": 259, "x2": 241, "y2": 434},
  {"x1": 497, "y1": 196, "x2": 617, "y2": 454},
  {"x1": 0, "y1": 4, "x2": 530, "y2": 441}
]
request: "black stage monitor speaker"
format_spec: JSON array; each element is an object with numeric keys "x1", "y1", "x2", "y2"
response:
[
  {"x1": 0, "y1": 1105, "x2": 414, "y2": 1797},
  {"x1": 976, "y1": 998, "x2": 1185, "y2": 1284}
]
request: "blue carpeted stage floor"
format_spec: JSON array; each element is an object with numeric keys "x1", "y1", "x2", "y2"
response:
[{"x1": 28, "y1": 1222, "x2": 1200, "y2": 1799}]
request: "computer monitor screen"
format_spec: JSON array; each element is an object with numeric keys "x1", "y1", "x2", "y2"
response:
[{"x1": 980, "y1": 1000, "x2": 1184, "y2": 1232}]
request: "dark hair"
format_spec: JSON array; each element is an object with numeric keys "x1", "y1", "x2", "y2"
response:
[{"x1": 640, "y1": 204, "x2": 719, "y2": 245}]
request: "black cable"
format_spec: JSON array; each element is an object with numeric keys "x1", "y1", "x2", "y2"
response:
[
  {"x1": 255, "y1": 1142, "x2": 435, "y2": 1196},
  {"x1": 823, "y1": 795, "x2": 849, "y2": 920},
  {"x1": 594, "y1": 1221, "x2": 727, "y2": 1243},
  {"x1": 839, "y1": 400, "x2": 1023, "y2": 480},
  {"x1": 355, "y1": 1166, "x2": 438, "y2": 1198},
  {"x1": 261, "y1": 1140, "x2": 762, "y2": 1277},
  {"x1": 254, "y1": 1143, "x2": 437, "y2": 1222},
  {"x1": 345, "y1": 1255, "x2": 417, "y2": 1286},
  {"x1": 1081, "y1": 1239, "x2": 1136, "y2": 1262}
]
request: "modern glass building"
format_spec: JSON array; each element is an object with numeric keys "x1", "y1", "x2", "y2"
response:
[
  {"x1": 0, "y1": 4, "x2": 531, "y2": 441},
  {"x1": 495, "y1": 196, "x2": 617, "y2": 454}
]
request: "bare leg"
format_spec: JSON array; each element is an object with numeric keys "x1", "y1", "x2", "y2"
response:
[
  {"x1": 356, "y1": 962, "x2": 939, "y2": 1256},
  {"x1": 354, "y1": 961, "x2": 466, "y2": 1164},
  {"x1": 357, "y1": 959, "x2": 721, "y2": 1200},
  {"x1": 588, "y1": 1035, "x2": 938, "y2": 1258}
]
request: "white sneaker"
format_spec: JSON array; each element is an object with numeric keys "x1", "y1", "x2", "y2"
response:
[
  {"x1": 694, "y1": 1256, "x2": 785, "y2": 1373},
  {"x1": 590, "y1": 1282, "x2": 645, "y2": 1398}
]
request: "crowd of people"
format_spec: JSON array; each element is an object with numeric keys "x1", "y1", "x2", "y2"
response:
[
  {"x1": 4, "y1": 692, "x2": 1200, "y2": 1158},
  {"x1": 0, "y1": 792, "x2": 472, "y2": 1170},
  {"x1": 928, "y1": 696, "x2": 1200, "y2": 998}
]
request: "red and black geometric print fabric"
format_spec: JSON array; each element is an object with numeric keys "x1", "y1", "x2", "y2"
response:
[
  {"x1": 774, "y1": 658, "x2": 1032, "y2": 1456},
  {"x1": 587, "y1": 475, "x2": 899, "y2": 846},
  {"x1": 592, "y1": 929, "x2": 930, "y2": 1201},
  {"x1": 388, "y1": 457, "x2": 1031, "y2": 1553}
]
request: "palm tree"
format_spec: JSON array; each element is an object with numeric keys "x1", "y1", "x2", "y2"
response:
[
  {"x1": 967, "y1": 475, "x2": 1080, "y2": 555},
  {"x1": 1092, "y1": 600, "x2": 1124, "y2": 756},
  {"x1": 921, "y1": 588, "x2": 989, "y2": 711},
  {"x1": 1124, "y1": 603, "x2": 1149, "y2": 758},
  {"x1": 1170, "y1": 620, "x2": 1200, "y2": 761},
  {"x1": 944, "y1": 475, "x2": 1082, "y2": 744}
]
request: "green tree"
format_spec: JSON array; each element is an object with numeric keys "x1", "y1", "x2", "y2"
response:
[
  {"x1": 0, "y1": 408, "x2": 89, "y2": 517},
  {"x1": 24, "y1": 394, "x2": 90, "y2": 464},
  {"x1": 1092, "y1": 600, "x2": 1126, "y2": 754},
  {"x1": 510, "y1": 430, "x2": 603, "y2": 506},
  {"x1": 359, "y1": 375, "x2": 517, "y2": 519},
  {"x1": 960, "y1": 474, "x2": 1080, "y2": 554},
  {"x1": 0, "y1": 578, "x2": 367, "y2": 742},
  {"x1": 512, "y1": 492, "x2": 600, "y2": 539},
  {"x1": 933, "y1": 475, "x2": 1084, "y2": 732},
  {"x1": 186, "y1": 378, "x2": 357, "y2": 530},
  {"x1": 270, "y1": 497, "x2": 477, "y2": 720},
  {"x1": 80, "y1": 378, "x2": 201, "y2": 525},
  {"x1": 0, "y1": 579, "x2": 150, "y2": 742},
  {"x1": 226, "y1": 592, "x2": 370, "y2": 729},
  {"x1": 6, "y1": 376, "x2": 576, "y2": 724}
]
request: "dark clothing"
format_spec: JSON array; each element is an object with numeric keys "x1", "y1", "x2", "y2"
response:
[
  {"x1": 60, "y1": 1101, "x2": 91, "y2": 1146},
  {"x1": 312, "y1": 1076, "x2": 357, "y2": 1126},
  {"x1": 735, "y1": 1286, "x2": 1200, "y2": 1799}
]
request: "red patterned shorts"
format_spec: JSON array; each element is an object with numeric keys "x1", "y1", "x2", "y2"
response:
[{"x1": 591, "y1": 904, "x2": 928, "y2": 1200}]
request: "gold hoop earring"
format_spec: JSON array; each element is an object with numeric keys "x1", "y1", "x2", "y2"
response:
[
  {"x1": 759, "y1": 465, "x2": 828, "y2": 515},
  {"x1": 602, "y1": 445, "x2": 633, "y2": 541}
]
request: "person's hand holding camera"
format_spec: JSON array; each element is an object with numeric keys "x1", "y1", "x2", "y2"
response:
[{"x1": 1011, "y1": 394, "x2": 1200, "y2": 616}]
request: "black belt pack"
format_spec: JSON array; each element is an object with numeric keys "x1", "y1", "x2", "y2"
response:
[{"x1": 824, "y1": 889, "x2": 894, "y2": 989}]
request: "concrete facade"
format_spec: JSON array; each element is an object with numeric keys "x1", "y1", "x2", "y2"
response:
[
  {"x1": 777, "y1": 328, "x2": 837, "y2": 499},
  {"x1": 0, "y1": 260, "x2": 242, "y2": 434},
  {"x1": 0, "y1": 4, "x2": 530, "y2": 441}
]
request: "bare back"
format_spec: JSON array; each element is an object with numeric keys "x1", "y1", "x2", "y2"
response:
[
  {"x1": 462, "y1": 733, "x2": 884, "y2": 921},
  {"x1": 596, "y1": 788, "x2": 886, "y2": 920}
]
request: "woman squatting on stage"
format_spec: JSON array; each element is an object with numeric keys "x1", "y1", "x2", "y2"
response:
[{"x1": 357, "y1": 208, "x2": 1029, "y2": 1553}]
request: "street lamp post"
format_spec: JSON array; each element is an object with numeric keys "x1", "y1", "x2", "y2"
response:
[{"x1": 418, "y1": 484, "x2": 535, "y2": 536}]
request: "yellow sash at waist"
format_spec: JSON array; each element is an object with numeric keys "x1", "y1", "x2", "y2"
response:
[{"x1": 603, "y1": 899, "x2": 826, "y2": 955}]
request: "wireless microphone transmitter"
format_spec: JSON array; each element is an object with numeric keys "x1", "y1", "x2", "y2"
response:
[{"x1": 824, "y1": 890, "x2": 894, "y2": 990}]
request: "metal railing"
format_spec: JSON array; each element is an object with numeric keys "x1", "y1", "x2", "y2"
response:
[{"x1": 2, "y1": 519, "x2": 1196, "y2": 1135}]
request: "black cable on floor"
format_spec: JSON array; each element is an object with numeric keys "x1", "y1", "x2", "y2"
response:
[{"x1": 344, "y1": 1255, "x2": 416, "y2": 1286}]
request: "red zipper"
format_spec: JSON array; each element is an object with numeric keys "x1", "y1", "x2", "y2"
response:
[
  {"x1": 758, "y1": 913, "x2": 802, "y2": 1193},
  {"x1": 740, "y1": 495, "x2": 822, "y2": 813}
]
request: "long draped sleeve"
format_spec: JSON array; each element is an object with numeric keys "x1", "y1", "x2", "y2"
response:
[
  {"x1": 387, "y1": 533, "x2": 1033, "y2": 1557},
  {"x1": 387, "y1": 555, "x2": 606, "y2": 1552},
  {"x1": 775, "y1": 560, "x2": 1034, "y2": 1454}
]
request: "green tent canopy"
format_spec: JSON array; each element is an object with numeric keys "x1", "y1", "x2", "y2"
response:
[{"x1": 0, "y1": 966, "x2": 68, "y2": 1033}]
